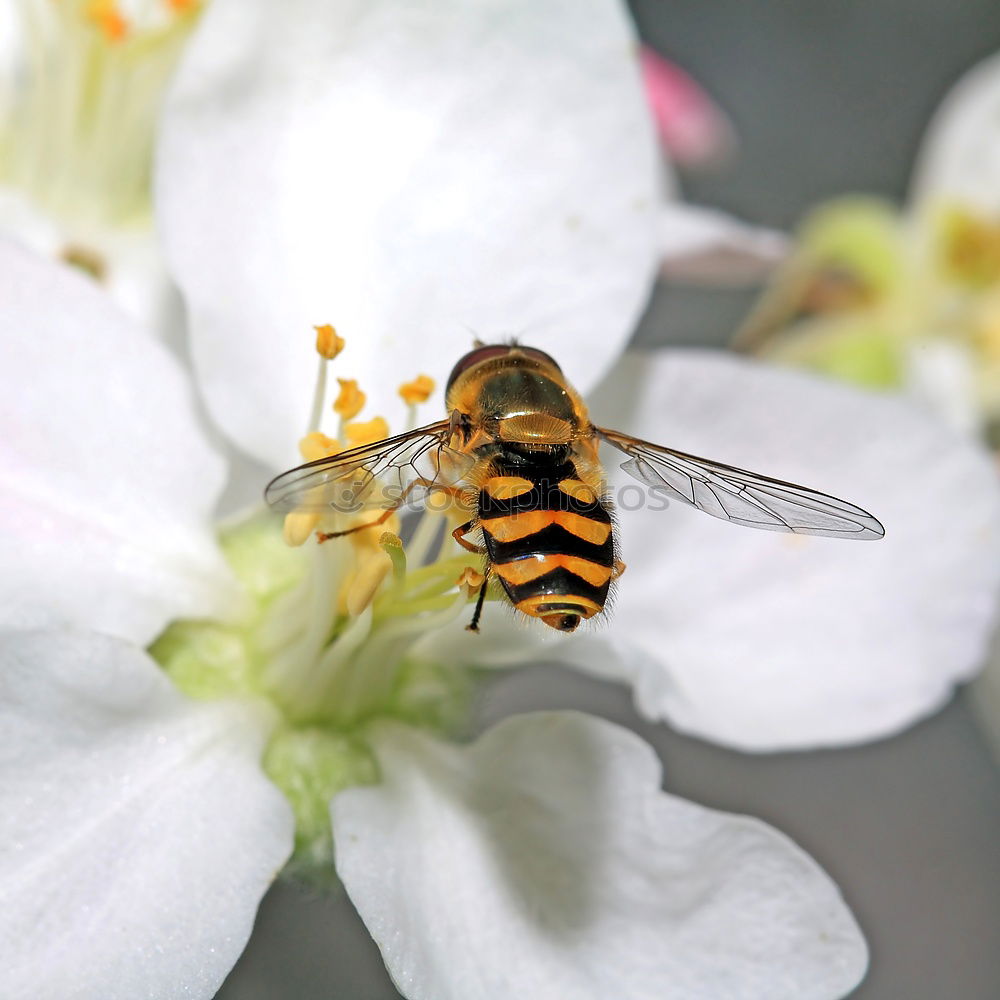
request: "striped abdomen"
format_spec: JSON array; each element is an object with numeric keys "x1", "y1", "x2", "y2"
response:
[{"x1": 478, "y1": 459, "x2": 616, "y2": 632}]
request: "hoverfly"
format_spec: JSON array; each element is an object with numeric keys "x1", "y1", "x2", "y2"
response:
[{"x1": 266, "y1": 344, "x2": 884, "y2": 633}]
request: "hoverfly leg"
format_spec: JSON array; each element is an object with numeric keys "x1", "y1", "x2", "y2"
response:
[
  {"x1": 316, "y1": 502, "x2": 401, "y2": 543},
  {"x1": 466, "y1": 569, "x2": 490, "y2": 633},
  {"x1": 317, "y1": 479, "x2": 473, "y2": 543},
  {"x1": 315, "y1": 478, "x2": 428, "y2": 542},
  {"x1": 452, "y1": 519, "x2": 485, "y2": 554}
]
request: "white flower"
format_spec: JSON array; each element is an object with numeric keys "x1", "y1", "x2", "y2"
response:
[
  {"x1": 3, "y1": 2, "x2": 1000, "y2": 998},
  {"x1": 0, "y1": 242, "x2": 880, "y2": 1000},
  {"x1": 2, "y1": 235, "x2": 994, "y2": 1000}
]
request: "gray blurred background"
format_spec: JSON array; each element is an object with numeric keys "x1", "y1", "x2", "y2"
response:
[{"x1": 218, "y1": 2, "x2": 1000, "y2": 997}]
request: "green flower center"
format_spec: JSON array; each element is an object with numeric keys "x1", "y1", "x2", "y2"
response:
[
  {"x1": 151, "y1": 510, "x2": 481, "y2": 879},
  {"x1": 151, "y1": 332, "x2": 495, "y2": 878}
]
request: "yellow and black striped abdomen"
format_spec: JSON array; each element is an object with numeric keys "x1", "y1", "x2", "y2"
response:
[{"x1": 478, "y1": 460, "x2": 615, "y2": 632}]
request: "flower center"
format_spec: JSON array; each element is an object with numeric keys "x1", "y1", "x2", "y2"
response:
[
  {"x1": 936, "y1": 203, "x2": 1000, "y2": 289},
  {"x1": 150, "y1": 329, "x2": 485, "y2": 878},
  {"x1": 0, "y1": 0, "x2": 202, "y2": 228}
]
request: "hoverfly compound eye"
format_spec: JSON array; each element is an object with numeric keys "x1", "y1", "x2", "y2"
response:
[
  {"x1": 445, "y1": 345, "x2": 511, "y2": 392},
  {"x1": 518, "y1": 347, "x2": 562, "y2": 372},
  {"x1": 445, "y1": 344, "x2": 562, "y2": 393}
]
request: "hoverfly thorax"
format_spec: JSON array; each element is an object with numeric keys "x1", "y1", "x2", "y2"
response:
[{"x1": 445, "y1": 345, "x2": 589, "y2": 451}]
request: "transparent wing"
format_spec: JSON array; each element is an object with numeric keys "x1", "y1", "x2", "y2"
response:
[
  {"x1": 264, "y1": 420, "x2": 472, "y2": 514},
  {"x1": 596, "y1": 427, "x2": 885, "y2": 539}
]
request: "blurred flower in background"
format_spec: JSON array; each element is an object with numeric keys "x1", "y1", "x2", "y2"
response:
[
  {"x1": 735, "y1": 52, "x2": 1000, "y2": 450},
  {"x1": 639, "y1": 43, "x2": 735, "y2": 170},
  {"x1": 0, "y1": 0, "x2": 202, "y2": 331}
]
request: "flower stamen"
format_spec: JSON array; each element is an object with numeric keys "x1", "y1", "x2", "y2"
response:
[
  {"x1": 298, "y1": 431, "x2": 341, "y2": 463},
  {"x1": 283, "y1": 511, "x2": 321, "y2": 548},
  {"x1": 85, "y1": 0, "x2": 130, "y2": 41},
  {"x1": 381, "y1": 531, "x2": 408, "y2": 584},
  {"x1": 306, "y1": 324, "x2": 339, "y2": 434},
  {"x1": 399, "y1": 374, "x2": 435, "y2": 430},
  {"x1": 314, "y1": 323, "x2": 345, "y2": 360},
  {"x1": 344, "y1": 417, "x2": 390, "y2": 448},
  {"x1": 334, "y1": 379, "x2": 366, "y2": 424}
]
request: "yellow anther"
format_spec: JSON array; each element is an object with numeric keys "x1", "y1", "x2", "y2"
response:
[
  {"x1": 398, "y1": 374, "x2": 436, "y2": 406},
  {"x1": 86, "y1": 0, "x2": 129, "y2": 41},
  {"x1": 344, "y1": 553, "x2": 392, "y2": 617},
  {"x1": 60, "y1": 245, "x2": 107, "y2": 283},
  {"x1": 314, "y1": 324, "x2": 345, "y2": 361},
  {"x1": 456, "y1": 567, "x2": 486, "y2": 594},
  {"x1": 334, "y1": 379, "x2": 366, "y2": 421},
  {"x1": 298, "y1": 431, "x2": 342, "y2": 463},
  {"x1": 282, "y1": 511, "x2": 320, "y2": 548},
  {"x1": 344, "y1": 416, "x2": 389, "y2": 449},
  {"x1": 165, "y1": 0, "x2": 199, "y2": 12}
]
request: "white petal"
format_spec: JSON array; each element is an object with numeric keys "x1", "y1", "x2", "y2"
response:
[
  {"x1": 910, "y1": 51, "x2": 1000, "y2": 214},
  {"x1": 902, "y1": 338, "x2": 982, "y2": 435},
  {"x1": 0, "y1": 241, "x2": 240, "y2": 645},
  {"x1": 582, "y1": 349, "x2": 1000, "y2": 750},
  {"x1": 0, "y1": 188, "x2": 179, "y2": 342},
  {"x1": 659, "y1": 203, "x2": 789, "y2": 285},
  {"x1": 0, "y1": 629, "x2": 293, "y2": 1000},
  {"x1": 410, "y1": 603, "x2": 569, "y2": 668},
  {"x1": 158, "y1": 0, "x2": 661, "y2": 469},
  {"x1": 333, "y1": 712, "x2": 867, "y2": 1000}
]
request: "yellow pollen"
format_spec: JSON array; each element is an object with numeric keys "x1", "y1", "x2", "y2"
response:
[
  {"x1": 314, "y1": 324, "x2": 345, "y2": 361},
  {"x1": 380, "y1": 531, "x2": 407, "y2": 581},
  {"x1": 380, "y1": 531, "x2": 404, "y2": 551},
  {"x1": 344, "y1": 553, "x2": 392, "y2": 616},
  {"x1": 86, "y1": 0, "x2": 130, "y2": 41},
  {"x1": 283, "y1": 511, "x2": 320, "y2": 548},
  {"x1": 398, "y1": 374, "x2": 436, "y2": 406},
  {"x1": 165, "y1": 0, "x2": 199, "y2": 12},
  {"x1": 334, "y1": 379, "x2": 367, "y2": 421},
  {"x1": 298, "y1": 431, "x2": 342, "y2": 463},
  {"x1": 344, "y1": 416, "x2": 390, "y2": 449}
]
